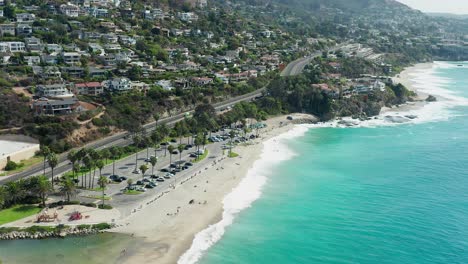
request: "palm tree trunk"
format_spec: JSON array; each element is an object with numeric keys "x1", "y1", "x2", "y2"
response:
[
  {"x1": 112, "y1": 159, "x2": 115, "y2": 176},
  {"x1": 51, "y1": 168, "x2": 54, "y2": 185},
  {"x1": 91, "y1": 169, "x2": 96, "y2": 189},
  {"x1": 102, "y1": 189, "x2": 105, "y2": 206},
  {"x1": 152, "y1": 165, "x2": 154, "y2": 175}
]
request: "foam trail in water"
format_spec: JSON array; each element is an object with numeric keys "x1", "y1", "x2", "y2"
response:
[
  {"x1": 179, "y1": 62, "x2": 468, "y2": 263},
  {"x1": 177, "y1": 126, "x2": 309, "y2": 264}
]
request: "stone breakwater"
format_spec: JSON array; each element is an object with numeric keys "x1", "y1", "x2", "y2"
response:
[{"x1": 0, "y1": 224, "x2": 114, "y2": 240}]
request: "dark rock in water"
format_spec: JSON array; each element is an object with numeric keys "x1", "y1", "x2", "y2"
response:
[
  {"x1": 338, "y1": 120, "x2": 359, "y2": 127},
  {"x1": 384, "y1": 116, "x2": 409, "y2": 123},
  {"x1": 405, "y1": 115, "x2": 418, "y2": 120},
  {"x1": 426, "y1": 95, "x2": 437, "y2": 102}
]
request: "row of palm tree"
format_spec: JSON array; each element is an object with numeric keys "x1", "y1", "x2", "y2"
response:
[{"x1": 67, "y1": 148, "x2": 109, "y2": 189}]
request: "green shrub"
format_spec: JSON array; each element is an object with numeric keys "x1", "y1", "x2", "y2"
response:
[
  {"x1": 98, "y1": 204, "x2": 112, "y2": 210},
  {"x1": 0, "y1": 227, "x2": 20, "y2": 234},
  {"x1": 25, "y1": 225, "x2": 54, "y2": 234},
  {"x1": 92, "y1": 222, "x2": 111, "y2": 230},
  {"x1": 80, "y1": 202, "x2": 97, "y2": 208},
  {"x1": 4, "y1": 160, "x2": 21, "y2": 171},
  {"x1": 77, "y1": 224, "x2": 91, "y2": 230}
]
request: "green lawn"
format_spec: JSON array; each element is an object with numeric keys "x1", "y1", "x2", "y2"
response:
[
  {"x1": 193, "y1": 149, "x2": 209, "y2": 163},
  {"x1": 228, "y1": 152, "x2": 239, "y2": 158},
  {"x1": 0, "y1": 205, "x2": 42, "y2": 225}
]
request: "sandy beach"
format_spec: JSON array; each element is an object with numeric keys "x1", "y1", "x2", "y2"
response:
[
  {"x1": 392, "y1": 62, "x2": 433, "y2": 100},
  {"x1": 110, "y1": 113, "x2": 317, "y2": 264},
  {"x1": 95, "y1": 64, "x2": 435, "y2": 263}
]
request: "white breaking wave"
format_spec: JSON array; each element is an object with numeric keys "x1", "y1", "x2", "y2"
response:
[
  {"x1": 178, "y1": 62, "x2": 468, "y2": 263},
  {"x1": 177, "y1": 126, "x2": 310, "y2": 264}
]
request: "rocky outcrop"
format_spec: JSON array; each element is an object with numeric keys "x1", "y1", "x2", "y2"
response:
[
  {"x1": 287, "y1": 114, "x2": 319, "y2": 124},
  {"x1": 0, "y1": 224, "x2": 114, "y2": 240},
  {"x1": 425, "y1": 95, "x2": 437, "y2": 102}
]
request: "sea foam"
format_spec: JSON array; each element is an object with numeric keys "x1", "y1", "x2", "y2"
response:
[
  {"x1": 177, "y1": 126, "x2": 309, "y2": 264},
  {"x1": 179, "y1": 62, "x2": 468, "y2": 263}
]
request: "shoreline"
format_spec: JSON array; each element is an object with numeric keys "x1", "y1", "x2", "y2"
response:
[{"x1": 109, "y1": 113, "x2": 318, "y2": 264}]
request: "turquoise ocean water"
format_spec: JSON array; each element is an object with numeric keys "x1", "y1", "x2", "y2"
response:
[
  {"x1": 190, "y1": 62, "x2": 468, "y2": 264},
  {"x1": 1, "y1": 62, "x2": 468, "y2": 264}
]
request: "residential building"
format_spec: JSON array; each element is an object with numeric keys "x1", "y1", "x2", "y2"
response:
[
  {"x1": 62, "y1": 52, "x2": 82, "y2": 65},
  {"x1": 103, "y1": 77, "x2": 132, "y2": 92},
  {"x1": 16, "y1": 23, "x2": 33, "y2": 36},
  {"x1": 0, "y1": 24, "x2": 16, "y2": 36},
  {"x1": 61, "y1": 66, "x2": 85, "y2": 78},
  {"x1": 16, "y1": 13, "x2": 36, "y2": 23},
  {"x1": 191, "y1": 77, "x2": 213, "y2": 86},
  {"x1": 24, "y1": 56, "x2": 41, "y2": 66},
  {"x1": 74, "y1": 82, "x2": 104, "y2": 96},
  {"x1": 60, "y1": 4, "x2": 80, "y2": 17},
  {"x1": 178, "y1": 12, "x2": 198, "y2": 22},
  {"x1": 46, "y1": 44, "x2": 63, "y2": 54},
  {"x1": 32, "y1": 97, "x2": 81, "y2": 115},
  {"x1": 0, "y1": 42, "x2": 26, "y2": 53},
  {"x1": 130, "y1": 81, "x2": 150, "y2": 92},
  {"x1": 25, "y1": 37, "x2": 43, "y2": 52},
  {"x1": 36, "y1": 84, "x2": 74, "y2": 98}
]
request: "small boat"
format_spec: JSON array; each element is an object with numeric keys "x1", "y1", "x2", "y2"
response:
[{"x1": 457, "y1": 64, "x2": 463, "y2": 67}]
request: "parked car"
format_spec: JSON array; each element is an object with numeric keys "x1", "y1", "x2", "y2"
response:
[
  {"x1": 161, "y1": 168, "x2": 170, "y2": 172},
  {"x1": 132, "y1": 169, "x2": 141, "y2": 174},
  {"x1": 185, "y1": 162, "x2": 193, "y2": 166},
  {"x1": 145, "y1": 184, "x2": 155, "y2": 189},
  {"x1": 156, "y1": 177, "x2": 165, "y2": 182}
]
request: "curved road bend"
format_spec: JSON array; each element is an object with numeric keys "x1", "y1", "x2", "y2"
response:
[
  {"x1": 281, "y1": 44, "x2": 347, "y2": 77},
  {"x1": 0, "y1": 88, "x2": 265, "y2": 184}
]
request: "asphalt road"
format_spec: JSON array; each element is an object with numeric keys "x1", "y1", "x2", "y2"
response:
[
  {"x1": 0, "y1": 89, "x2": 265, "y2": 185},
  {"x1": 280, "y1": 44, "x2": 348, "y2": 77}
]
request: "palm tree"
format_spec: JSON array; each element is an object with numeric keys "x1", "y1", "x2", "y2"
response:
[
  {"x1": 229, "y1": 130, "x2": 236, "y2": 156},
  {"x1": 139, "y1": 164, "x2": 148, "y2": 179},
  {"x1": 97, "y1": 176, "x2": 108, "y2": 207},
  {"x1": 5, "y1": 181, "x2": 25, "y2": 206},
  {"x1": 40, "y1": 145, "x2": 50, "y2": 175},
  {"x1": 89, "y1": 150, "x2": 101, "y2": 189},
  {"x1": 153, "y1": 113, "x2": 160, "y2": 126},
  {"x1": 109, "y1": 146, "x2": 119, "y2": 176},
  {"x1": 145, "y1": 137, "x2": 153, "y2": 160},
  {"x1": 96, "y1": 160, "x2": 104, "y2": 178},
  {"x1": 149, "y1": 156, "x2": 158, "y2": 176},
  {"x1": 60, "y1": 177, "x2": 77, "y2": 202},
  {"x1": 48, "y1": 152, "x2": 58, "y2": 185},
  {"x1": 82, "y1": 155, "x2": 91, "y2": 188},
  {"x1": 194, "y1": 133, "x2": 203, "y2": 154},
  {"x1": 72, "y1": 163, "x2": 80, "y2": 183},
  {"x1": 167, "y1": 145, "x2": 175, "y2": 165},
  {"x1": 100, "y1": 149, "x2": 111, "y2": 164},
  {"x1": 34, "y1": 175, "x2": 53, "y2": 207},
  {"x1": 177, "y1": 144, "x2": 185, "y2": 169},
  {"x1": 67, "y1": 150, "x2": 78, "y2": 179}
]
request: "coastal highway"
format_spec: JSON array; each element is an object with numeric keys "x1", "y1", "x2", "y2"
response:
[
  {"x1": 280, "y1": 54, "x2": 318, "y2": 77},
  {"x1": 0, "y1": 88, "x2": 265, "y2": 184},
  {"x1": 281, "y1": 44, "x2": 348, "y2": 77}
]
